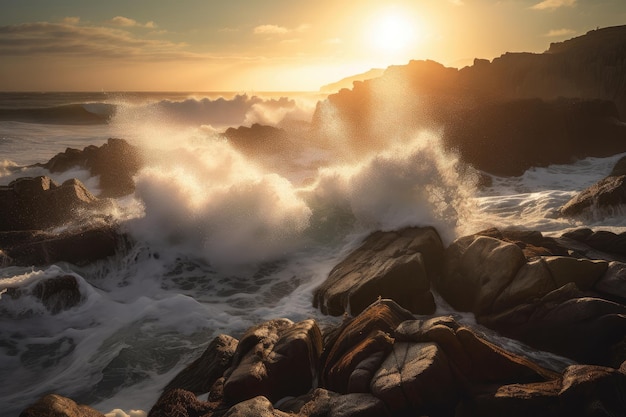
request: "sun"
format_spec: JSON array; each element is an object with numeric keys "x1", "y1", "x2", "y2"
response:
[{"x1": 369, "y1": 10, "x2": 417, "y2": 54}]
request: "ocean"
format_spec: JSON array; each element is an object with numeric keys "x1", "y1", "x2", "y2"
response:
[{"x1": 1, "y1": 91, "x2": 625, "y2": 417}]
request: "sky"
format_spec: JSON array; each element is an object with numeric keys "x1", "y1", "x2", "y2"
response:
[{"x1": 0, "y1": 0, "x2": 624, "y2": 91}]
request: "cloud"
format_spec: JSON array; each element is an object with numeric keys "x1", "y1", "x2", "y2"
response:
[
  {"x1": 254, "y1": 24, "x2": 289, "y2": 35},
  {"x1": 543, "y1": 28, "x2": 576, "y2": 37},
  {"x1": 530, "y1": 0, "x2": 576, "y2": 11},
  {"x1": 62, "y1": 16, "x2": 80, "y2": 25},
  {"x1": 0, "y1": 21, "x2": 196, "y2": 60},
  {"x1": 108, "y1": 16, "x2": 156, "y2": 29}
]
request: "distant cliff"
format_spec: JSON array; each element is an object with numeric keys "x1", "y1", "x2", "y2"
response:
[
  {"x1": 312, "y1": 25, "x2": 626, "y2": 176},
  {"x1": 319, "y1": 68, "x2": 385, "y2": 93}
]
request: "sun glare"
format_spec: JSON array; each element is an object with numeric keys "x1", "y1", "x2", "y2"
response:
[{"x1": 369, "y1": 10, "x2": 417, "y2": 54}]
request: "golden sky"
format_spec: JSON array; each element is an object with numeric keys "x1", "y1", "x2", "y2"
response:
[{"x1": 0, "y1": 0, "x2": 624, "y2": 91}]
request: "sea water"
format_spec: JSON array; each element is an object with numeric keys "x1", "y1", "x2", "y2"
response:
[{"x1": 0, "y1": 92, "x2": 624, "y2": 417}]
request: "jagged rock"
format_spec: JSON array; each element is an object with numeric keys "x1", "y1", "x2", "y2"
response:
[
  {"x1": 147, "y1": 388, "x2": 215, "y2": 417},
  {"x1": 2, "y1": 226, "x2": 120, "y2": 266},
  {"x1": 222, "y1": 318, "x2": 322, "y2": 405},
  {"x1": 319, "y1": 299, "x2": 414, "y2": 393},
  {"x1": 163, "y1": 334, "x2": 238, "y2": 395},
  {"x1": 38, "y1": 138, "x2": 143, "y2": 198},
  {"x1": 313, "y1": 227, "x2": 443, "y2": 316},
  {"x1": 19, "y1": 394, "x2": 104, "y2": 417},
  {"x1": 0, "y1": 176, "x2": 107, "y2": 232}
]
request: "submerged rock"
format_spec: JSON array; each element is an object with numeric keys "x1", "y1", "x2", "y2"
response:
[{"x1": 313, "y1": 226, "x2": 443, "y2": 316}]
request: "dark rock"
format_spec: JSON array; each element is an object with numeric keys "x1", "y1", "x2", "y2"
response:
[
  {"x1": 0, "y1": 176, "x2": 108, "y2": 232},
  {"x1": 559, "y1": 174, "x2": 626, "y2": 217},
  {"x1": 222, "y1": 318, "x2": 322, "y2": 405},
  {"x1": 163, "y1": 334, "x2": 238, "y2": 395},
  {"x1": 596, "y1": 261, "x2": 626, "y2": 302},
  {"x1": 562, "y1": 228, "x2": 626, "y2": 258},
  {"x1": 370, "y1": 341, "x2": 457, "y2": 416},
  {"x1": 313, "y1": 227, "x2": 443, "y2": 316},
  {"x1": 223, "y1": 124, "x2": 294, "y2": 155},
  {"x1": 37, "y1": 138, "x2": 143, "y2": 198},
  {"x1": 2, "y1": 225, "x2": 121, "y2": 266},
  {"x1": 32, "y1": 275, "x2": 83, "y2": 314},
  {"x1": 319, "y1": 299, "x2": 414, "y2": 393},
  {"x1": 284, "y1": 388, "x2": 390, "y2": 417},
  {"x1": 147, "y1": 388, "x2": 215, "y2": 417},
  {"x1": 480, "y1": 289, "x2": 626, "y2": 365},
  {"x1": 20, "y1": 394, "x2": 105, "y2": 417},
  {"x1": 559, "y1": 364, "x2": 626, "y2": 416}
]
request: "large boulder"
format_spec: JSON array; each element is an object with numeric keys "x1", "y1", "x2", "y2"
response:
[
  {"x1": 313, "y1": 227, "x2": 444, "y2": 316},
  {"x1": 0, "y1": 176, "x2": 107, "y2": 232},
  {"x1": 163, "y1": 334, "x2": 238, "y2": 395},
  {"x1": 281, "y1": 388, "x2": 390, "y2": 417},
  {"x1": 222, "y1": 318, "x2": 322, "y2": 405},
  {"x1": 37, "y1": 138, "x2": 143, "y2": 198},
  {"x1": 20, "y1": 394, "x2": 104, "y2": 417},
  {"x1": 148, "y1": 388, "x2": 215, "y2": 417},
  {"x1": 560, "y1": 174, "x2": 626, "y2": 217}
]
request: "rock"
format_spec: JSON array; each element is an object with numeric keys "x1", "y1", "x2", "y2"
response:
[
  {"x1": 543, "y1": 256, "x2": 607, "y2": 289},
  {"x1": 222, "y1": 318, "x2": 322, "y2": 405},
  {"x1": 222, "y1": 396, "x2": 290, "y2": 417},
  {"x1": 223, "y1": 124, "x2": 294, "y2": 155},
  {"x1": 0, "y1": 176, "x2": 107, "y2": 232},
  {"x1": 2, "y1": 225, "x2": 121, "y2": 266},
  {"x1": 470, "y1": 364, "x2": 626, "y2": 416},
  {"x1": 20, "y1": 394, "x2": 105, "y2": 417},
  {"x1": 437, "y1": 234, "x2": 527, "y2": 315},
  {"x1": 562, "y1": 228, "x2": 626, "y2": 258},
  {"x1": 395, "y1": 316, "x2": 559, "y2": 384},
  {"x1": 285, "y1": 388, "x2": 390, "y2": 417},
  {"x1": 492, "y1": 259, "x2": 556, "y2": 313},
  {"x1": 320, "y1": 299, "x2": 414, "y2": 393},
  {"x1": 163, "y1": 334, "x2": 238, "y2": 395},
  {"x1": 370, "y1": 342, "x2": 457, "y2": 415},
  {"x1": 38, "y1": 138, "x2": 143, "y2": 198},
  {"x1": 147, "y1": 388, "x2": 215, "y2": 417},
  {"x1": 560, "y1": 174, "x2": 626, "y2": 217},
  {"x1": 32, "y1": 275, "x2": 83, "y2": 314},
  {"x1": 313, "y1": 227, "x2": 443, "y2": 316},
  {"x1": 481, "y1": 289, "x2": 626, "y2": 365},
  {"x1": 595, "y1": 261, "x2": 626, "y2": 302}
]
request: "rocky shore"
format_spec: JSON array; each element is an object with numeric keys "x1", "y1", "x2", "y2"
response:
[{"x1": 10, "y1": 163, "x2": 626, "y2": 416}]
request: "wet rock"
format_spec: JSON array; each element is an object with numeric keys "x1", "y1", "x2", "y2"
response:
[
  {"x1": 285, "y1": 388, "x2": 390, "y2": 417},
  {"x1": 560, "y1": 174, "x2": 626, "y2": 217},
  {"x1": 32, "y1": 275, "x2": 83, "y2": 314},
  {"x1": 562, "y1": 228, "x2": 626, "y2": 258},
  {"x1": 595, "y1": 261, "x2": 626, "y2": 302},
  {"x1": 2, "y1": 225, "x2": 121, "y2": 266},
  {"x1": 148, "y1": 388, "x2": 214, "y2": 417},
  {"x1": 222, "y1": 318, "x2": 322, "y2": 405},
  {"x1": 38, "y1": 138, "x2": 143, "y2": 198},
  {"x1": 0, "y1": 176, "x2": 108, "y2": 232},
  {"x1": 313, "y1": 227, "x2": 443, "y2": 316},
  {"x1": 20, "y1": 394, "x2": 104, "y2": 417},
  {"x1": 163, "y1": 334, "x2": 238, "y2": 395},
  {"x1": 320, "y1": 299, "x2": 414, "y2": 393}
]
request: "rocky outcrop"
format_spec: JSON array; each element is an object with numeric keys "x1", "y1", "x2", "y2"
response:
[
  {"x1": 223, "y1": 124, "x2": 295, "y2": 155},
  {"x1": 0, "y1": 176, "x2": 108, "y2": 232},
  {"x1": 312, "y1": 26, "x2": 626, "y2": 176},
  {"x1": 313, "y1": 227, "x2": 443, "y2": 316},
  {"x1": 36, "y1": 138, "x2": 143, "y2": 198},
  {"x1": 19, "y1": 394, "x2": 105, "y2": 417}
]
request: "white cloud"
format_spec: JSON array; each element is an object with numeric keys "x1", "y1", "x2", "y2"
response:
[
  {"x1": 543, "y1": 28, "x2": 576, "y2": 37},
  {"x1": 531, "y1": 0, "x2": 576, "y2": 11},
  {"x1": 108, "y1": 16, "x2": 156, "y2": 29},
  {"x1": 254, "y1": 24, "x2": 289, "y2": 35},
  {"x1": 62, "y1": 16, "x2": 80, "y2": 25}
]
